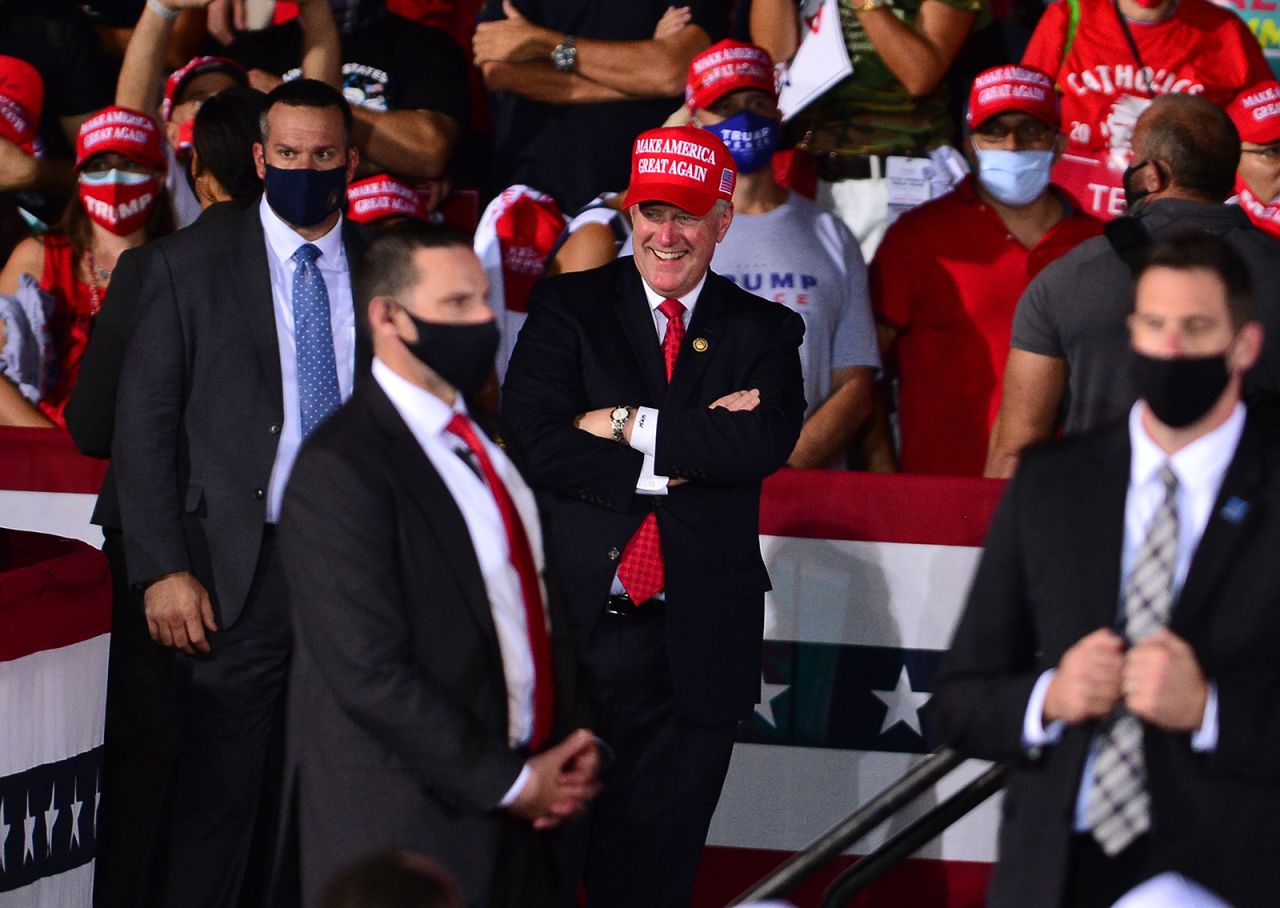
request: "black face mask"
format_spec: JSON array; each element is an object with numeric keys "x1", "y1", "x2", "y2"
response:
[
  {"x1": 264, "y1": 163, "x2": 347, "y2": 228},
  {"x1": 1130, "y1": 349, "x2": 1231, "y2": 428},
  {"x1": 1122, "y1": 159, "x2": 1161, "y2": 215},
  {"x1": 399, "y1": 311, "x2": 499, "y2": 397}
]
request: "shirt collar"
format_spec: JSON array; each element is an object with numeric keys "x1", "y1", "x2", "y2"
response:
[
  {"x1": 1127, "y1": 400, "x2": 1246, "y2": 493},
  {"x1": 639, "y1": 271, "x2": 708, "y2": 317},
  {"x1": 258, "y1": 194, "x2": 346, "y2": 266},
  {"x1": 372, "y1": 357, "x2": 466, "y2": 439}
]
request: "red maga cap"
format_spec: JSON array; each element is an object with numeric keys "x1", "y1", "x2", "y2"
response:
[
  {"x1": 346, "y1": 174, "x2": 432, "y2": 224},
  {"x1": 967, "y1": 65, "x2": 1059, "y2": 129},
  {"x1": 76, "y1": 107, "x2": 167, "y2": 172},
  {"x1": 0, "y1": 56, "x2": 44, "y2": 154},
  {"x1": 686, "y1": 39, "x2": 776, "y2": 112},
  {"x1": 1228, "y1": 81, "x2": 1280, "y2": 145},
  {"x1": 621, "y1": 126, "x2": 737, "y2": 216},
  {"x1": 162, "y1": 56, "x2": 247, "y2": 122}
]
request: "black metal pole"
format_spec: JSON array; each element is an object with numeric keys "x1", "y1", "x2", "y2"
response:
[
  {"x1": 818, "y1": 762, "x2": 1010, "y2": 908},
  {"x1": 727, "y1": 747, "x2": 966, "y2": 905}
]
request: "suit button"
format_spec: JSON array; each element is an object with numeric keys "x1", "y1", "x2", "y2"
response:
[
  {"x1": 253, "y1": 488, "x2": 265, "y2": 500},
  {"x1": 269, "y1": 424, "x2": 281, "y2": 435},
  {"x1": 608, "y1": 547, "x2": 620, "y2": 561}
]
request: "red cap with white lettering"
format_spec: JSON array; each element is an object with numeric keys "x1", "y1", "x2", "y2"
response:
[
  {"x1": 1228, "y1": 81, "x2": 1280, "y2": 145},
  {"x1": 967, "y1": 65, "x2": 1059, "y2": 129},
  {"x1": 621, "y1": 125, "x2": 736, "y2": 217},
  {"x1": 346, "y1": 174, "x2": 432, "y2": 224},
  {"x1": 0, "y1": 56, "x2": 43, "y2": 154},
  {"x1": 162, "y1": 56, "x2": 247, "y2": 122},
  {"x1": 76, "y1": 106, "x2": 167, "y2": 172},
  {"x1": 686, "y1": 39, "x2": 776, "y2": 111}
]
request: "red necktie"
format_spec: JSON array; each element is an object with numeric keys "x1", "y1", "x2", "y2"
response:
[
  {"x1": 446, "y1": 413, "x2": 555, "y2": 751},
  {"x1": 615, "y1": 298, "x2": 685, "y2": 605}
]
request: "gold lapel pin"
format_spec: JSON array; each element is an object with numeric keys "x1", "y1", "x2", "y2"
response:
[{"x1": 692, "y1": 338, "x2": 709, "y2": 353}]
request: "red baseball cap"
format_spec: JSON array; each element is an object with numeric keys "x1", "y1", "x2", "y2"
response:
[
  {"x1": 346, "y1": 174, "x2": 432, "y2": 224},
  {"x1": 0, "y1": 56, "x2": 44, "y2": 154},
  {"x1": 1228, "y1": 81, "x2": 1280, "y2": 145},
  {"x1": 162, "y1": 56, "x2": 247, "y2": 122},
  {"x1": 76, "y1": 106, "x2": 167, "y2": 172},
  {"x1": 686, "y1": 39, "x2": 776, "y2": 112},
  {"x1": 621, "y1": 126, "x2": 737, "y2": 216},
  {"x1": 967, "y1": 65, "x2": 1059, "y2": 129}
]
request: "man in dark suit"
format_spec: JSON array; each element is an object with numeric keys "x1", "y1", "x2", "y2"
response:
[
  {"x1": 501, "y1": 125, "x2": 806, "y2": 907},
  {"x1": 930, "y1": 230, "x2": 1280, "y2": 908},
  {"x1": 279, "y1": 226, "x2": 600, "y2": 907},
  {"x1": 111, "y1": 79, "x2": 366, "y2": 908}
]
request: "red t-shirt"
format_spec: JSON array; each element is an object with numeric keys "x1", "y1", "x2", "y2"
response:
[
  {"x1": 37, "y1": 233, "x2": 96, "y2": 428},
  {"x1": 1233, "y1": 177, "x2": 1280, "y2": 241},
  {"x1": 1023, "y1": 0, "x2": 1270, "y2": 217},
  {"x1": 870, "y1": 177, "x2": 1103, "y2": 476}
]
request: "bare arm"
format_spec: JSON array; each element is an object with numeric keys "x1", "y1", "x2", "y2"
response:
[
  {"x1": 351, "y1": 108, "x2": 459, "y2": 182},
  {"x1": 0, "y1": 378, "x2": 54, "y2": 427},
  {"x1": 546, "y1": 223, "x2": 621, "y2": 277},
  {"x1": 857, "y1": 0, "x2": 975, "y2": 97},
  {"x1": 749, "y1": 0, "x2": 801, "y2": 64},
  {"x1": 479, "y1": 61, "x2": 635, "y2": 104},
  {"x1": 296, "y1": 0, "x2": 343, "y2": 88},
  {"x1": 0, "y1": 140, "x2": 72, "y2": 197},
  {"x1": 787, "y1": 365, "x2": 874, "y2": 469},
  {"x1": 984, "y1": 348, "x2": 1067, "y2": 479},
  {"x1": 116, "y1": 0, "x2": 217, "y2": 115}
]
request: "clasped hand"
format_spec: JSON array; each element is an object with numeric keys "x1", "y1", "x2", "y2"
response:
[
  {"x1": 1043, "y1": 627, "x2": 1209, "y2": 732},
  {"x1": 508, "y1": 728, "x2": 603, "y2": 830}
]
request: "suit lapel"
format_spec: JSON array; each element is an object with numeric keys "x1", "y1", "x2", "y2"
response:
[
  {"x1": 668, "y1": 275, "x2": 727, "y2": 405},
  {"x1": 614, "y1": 265, "x2": 667, "y2": 402},
  {"x1": 1172, "y1": 418, "x2": 1267, "y2": 637},
  {"x1": 1076, "y1": 427, "x2": 1131, "y2": 635},
  {"x1": 236, "y1": 210, "x2": 284, "y2": 409},
  {"x1": 364, "y1": 382, "x2": 503, "y2": 650}
]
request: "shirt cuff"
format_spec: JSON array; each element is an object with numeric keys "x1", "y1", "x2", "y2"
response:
[
  {"x1": 1190, "y1": 682, "x2": 1218, "y2": 753},
  {"x1": 498, "y1": 763, "x2": 532, "y2": 808},
  {"x1": 635, "y1": 453, "x2": 669, "y2": 495},
  {"x1": 1023, "y1": 669, "x2": 1065, "y2": 749},
  {"x1": 631, "y1": 407, "x2": 658, "y2": 455}
]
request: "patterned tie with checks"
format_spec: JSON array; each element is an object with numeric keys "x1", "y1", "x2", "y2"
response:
[
  {"x1": 1085, "y1": 463, "x2": 1179, "y2": 856},
  {"x1": 615, "y1": 298, "x2": 686, "y2": 605},
  {"x1": 292, "y1": 243, "x2": 343, "y2": 440},
  {"x1": 446, "y1": 413, "x2": 556, "y2": 751}
]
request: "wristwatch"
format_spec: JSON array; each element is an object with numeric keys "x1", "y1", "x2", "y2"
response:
[
  {"x1": 551, "y1": 34, "x2": 577, "y2": 72},
  {"x1": 610, "y1": 406, "x2": 631, "y2": 443},
  {"x1": 850, "y1": 0, "x2": 884, "y2": 11}
]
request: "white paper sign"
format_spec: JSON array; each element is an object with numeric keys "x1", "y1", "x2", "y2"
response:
[{"x1": 777, "y1": 0, "x2": 854, "y2": 122}]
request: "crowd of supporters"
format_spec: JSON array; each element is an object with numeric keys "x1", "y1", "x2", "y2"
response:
[{"x1": 2, "y1": 0, "x2": 1278, "y2": 475}]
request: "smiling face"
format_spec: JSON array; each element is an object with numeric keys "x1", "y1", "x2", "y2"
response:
[{"x1": 628, "y1": 200, "x2": 732, "y2": 298}]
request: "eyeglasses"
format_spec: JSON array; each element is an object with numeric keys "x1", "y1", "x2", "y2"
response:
[
  {"x1": 1241, "y1": 145, "x2": 1280, "y2": 165},
  {"x1": 973, "y1": 120, "x2": 1057, "y2": 145}
]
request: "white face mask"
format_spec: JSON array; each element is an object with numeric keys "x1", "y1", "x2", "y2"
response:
[
  {"x1": 971, "y1": 141, "x2": 1054, "y2": 208},
  {"x1": 78, "y1": 168, "x2": 154, "y2": 187}
]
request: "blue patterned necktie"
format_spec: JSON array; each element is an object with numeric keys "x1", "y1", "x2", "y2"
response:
[{"x1": 292, "y1": 243, "x2": 342, "y2": 439}]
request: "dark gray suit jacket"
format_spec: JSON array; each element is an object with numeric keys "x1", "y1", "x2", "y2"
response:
[
  {"x1": 112, "y1": 201, "x2": 367, "y2": 627},
  {"x1": 929, "y1": 414, "x2": 1280, "y2": 908}
]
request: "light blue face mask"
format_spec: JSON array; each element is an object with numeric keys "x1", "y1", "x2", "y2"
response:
[{"x1": 971, "y1": 143, "x2": 1054, "y2": 208}]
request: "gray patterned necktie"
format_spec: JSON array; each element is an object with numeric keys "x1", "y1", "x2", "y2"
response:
[
  {"x1": 292, "y1": 243, "x2": 342, "y2": 440},
  {"x1": 1085, "y1": 463, "x2": 1179, "y2": 856}
]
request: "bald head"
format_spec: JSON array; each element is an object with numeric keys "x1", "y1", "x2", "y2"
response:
[{"x1": 1131, "y1": 94, "x2": 1241, "y2": 202}]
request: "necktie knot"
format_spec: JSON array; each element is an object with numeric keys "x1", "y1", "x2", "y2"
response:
[
  {"x1": 1159, "y1": 463, "x2": 1178, "y2": 497},
  {"x1": 445, "y1": 413, "x2": 477, "y2": 448},
  {"x1": 658, "y1": 298, "x2": 685, "y2": 322},
  {"x1": 293, "y1": 243, "x2": 322, "y2": 265}
]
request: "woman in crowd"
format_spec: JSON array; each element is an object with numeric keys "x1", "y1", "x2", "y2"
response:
[{"x1": 0, "y1": 105, "x2": 172, "y2": 427}]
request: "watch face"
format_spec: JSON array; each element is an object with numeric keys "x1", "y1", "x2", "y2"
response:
[{"x1": 611, "y1": 407, "x2": 629, "y2": 421}]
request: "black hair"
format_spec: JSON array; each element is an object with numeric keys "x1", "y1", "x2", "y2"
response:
[
  {"x1": 192, "y1": 86, "x2": 266, "y2": 207},
  {"x1": 1134, "y1": 230, "x2": 1255, "y2": 328},
  {"x1": 355, "y1": 222, "x2": 472, "y2": 330},
  {"x1": 259, "y1": 78, "x2": 354, "y2": 145}
]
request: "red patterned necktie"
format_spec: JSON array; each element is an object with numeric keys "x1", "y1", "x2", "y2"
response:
[
  {"x1": 615, "y1": 298, "x2": 685, "y2": 605},
  {"x1": 446, "y1": 413, "x2": 555, "y2": 751}
]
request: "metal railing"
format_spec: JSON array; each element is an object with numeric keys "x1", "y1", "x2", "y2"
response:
[{"x1": 728, "y1": 747, "x2": 1008, "y2": 907}]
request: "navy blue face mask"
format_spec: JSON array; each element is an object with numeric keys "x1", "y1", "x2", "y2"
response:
[
  {"x1": 703, "y1": 110, "x2": 780, "y2": 175},
  {"x1": 264, "y1": 163, "x2": 347, "y2": 228}
]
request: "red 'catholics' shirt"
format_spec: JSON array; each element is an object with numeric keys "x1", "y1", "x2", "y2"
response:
[
  {"x1": 870, "y1": 177, "x2": 1103, "y2": 476},
  {"x1": 1023, "y1": 0, "x2": 1270, "y2": 217}
]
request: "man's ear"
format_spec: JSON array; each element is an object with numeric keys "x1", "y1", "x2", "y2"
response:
[
  {"x1": 1230, "y1": 320, "x2": 1264, "y2": 375},
  {"x1": 253, "y1": 142, "x2": 266, "y2": 180},
  {"x1": 345, "y1": 145, "x2": 360, "y2": 183}
]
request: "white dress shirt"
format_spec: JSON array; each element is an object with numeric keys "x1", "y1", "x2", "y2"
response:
[
  {"x1": 260, "y1": 197, "x2": 357, "y2": 523},
  {"x1": 1023, "y1": 400, "x2": 1244, "y2": 830},
  {"x1": 373, "y1": 358, "x2": 542, "y2": 804}
]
